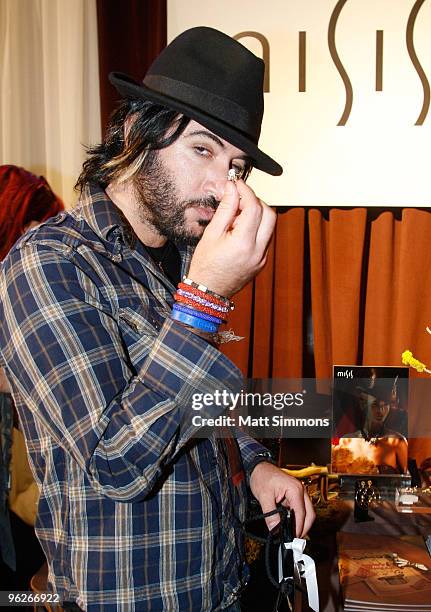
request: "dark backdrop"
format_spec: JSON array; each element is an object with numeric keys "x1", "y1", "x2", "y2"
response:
[{"x1": 96, "y1": 0, "x2": 167, "y2": 133}]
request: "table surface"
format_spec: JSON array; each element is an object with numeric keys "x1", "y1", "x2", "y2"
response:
[{"x1": 309, "y1": 499, "x2": 431, "y2": 612}]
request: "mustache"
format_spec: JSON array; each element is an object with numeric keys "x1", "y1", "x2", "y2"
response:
[{"x1": 187, "y1": 195, "x2": 219, "y2": 211}]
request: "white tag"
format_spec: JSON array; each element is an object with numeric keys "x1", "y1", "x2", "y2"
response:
[{"x1": 278, "y1": 538, "x2": 319, "y2": 612}]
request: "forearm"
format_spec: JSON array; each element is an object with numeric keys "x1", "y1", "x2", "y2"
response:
[{"x1": 89, "y1": 318, "x2": 242, "y2": 499}]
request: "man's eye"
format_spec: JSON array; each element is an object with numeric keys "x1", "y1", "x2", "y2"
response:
[
  {"x1": 194, "y1": 146, "x2": 211, "y2": 157},
  {"x1": 231, "y1": 165, "x2": 245, "y2": 178}
]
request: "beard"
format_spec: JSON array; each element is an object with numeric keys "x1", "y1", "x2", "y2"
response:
[{"x1": 133, "y1": 153, "x2": 219, "y2": 246}]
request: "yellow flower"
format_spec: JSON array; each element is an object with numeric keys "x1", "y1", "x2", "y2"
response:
[
  {"x1": 401, "y1": 350, "x2": 413, "y2": 365},
  {"x1": 401, "y1": 349, "x2": 427, "y2": 372}
]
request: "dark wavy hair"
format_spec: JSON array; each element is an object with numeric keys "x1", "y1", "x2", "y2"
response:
[
  {"x1": 75, "y1": 99, "x2": 191, "y2": 192},
  {"x1": 0, "y1": 165, "x2": 64, "y2": 260}
]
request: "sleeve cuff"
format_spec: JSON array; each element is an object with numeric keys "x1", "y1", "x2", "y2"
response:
[{"x1": 137, "y1": 317, "x2": 243, "y2": 427}]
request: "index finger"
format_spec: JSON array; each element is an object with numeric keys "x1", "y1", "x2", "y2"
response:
[
  {"x1": 231, "y1": 179, "x2": 263, "y2": 237},
  {"x1": 255, "y1": 199, "x2": 277, "y2": 252}
]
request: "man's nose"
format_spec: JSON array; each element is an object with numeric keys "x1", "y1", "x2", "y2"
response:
[{"x1": 202, "y1": 169, "x2": 228, "y2": 203}]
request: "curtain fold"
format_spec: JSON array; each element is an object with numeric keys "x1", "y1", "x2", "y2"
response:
[
  {"x1": 0, "y1": 0, "x2": 101, "y2": 207},
  {"x1": 272, "y1": 208, "x2": 305, "y2": 378},
  {"x1": 252, "y1": 239, "x2": 275, "y2": 379},
  {"x1": 309, "y1": 208, "x2": 367, "y2": 378},
  {"x1": 363, "y1": 211, "x2": 398, "y2": 363}
]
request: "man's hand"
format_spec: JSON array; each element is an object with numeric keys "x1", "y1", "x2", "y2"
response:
[
  {"x1": 188, "y1": 179, "x2": 276, "y2": 297},
  {"x1": 249, "y1": 462, "x2": 315, "y2": 538}
]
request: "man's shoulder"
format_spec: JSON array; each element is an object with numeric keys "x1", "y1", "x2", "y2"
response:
[
  {"x1": 28, "y1": 208, "x2": 73, "y2": 233},
  {"x1": 0, "y1": 212, "x2": 103, "y2": 291},
  {"x1": 10, "y1": 208, "x2": 99, "y2": 257},
  {"x1": 0, "y1": 209, "x2": 107, "y2": 308}
]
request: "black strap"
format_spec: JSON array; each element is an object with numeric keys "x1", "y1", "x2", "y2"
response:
[{"x1": 244, "y1": 504, "x2": 301, "y2": 611}]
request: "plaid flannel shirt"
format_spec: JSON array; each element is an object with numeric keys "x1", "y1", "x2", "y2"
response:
[{"x1": 0, "y1": 185, "x2": 270, "y2": 611}]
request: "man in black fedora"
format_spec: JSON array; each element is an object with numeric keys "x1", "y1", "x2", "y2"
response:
[
  {"x1": 334, "y1": 377, "x2": 408, "y2": 475},
  {"x1": 0, "y1": 27, "x2": 314, "y2": 610}
]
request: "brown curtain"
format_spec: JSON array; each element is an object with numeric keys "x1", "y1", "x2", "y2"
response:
[
  {"x1": 96, "y1": 0, "x2": 167, "y2": 133},
  {"x1": 228, "y1": 207, "x2": 431, "y2": 375}
]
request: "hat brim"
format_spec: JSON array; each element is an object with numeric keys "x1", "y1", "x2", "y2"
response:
[{"x1": 109, "y1": 72, "x2": 283, "y2": 176}]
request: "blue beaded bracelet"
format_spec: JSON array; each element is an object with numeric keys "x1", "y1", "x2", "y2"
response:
[
  {"x1": 173, "y1": 302, "x2": 223, "y2": 325},
  {"x1": 171, "y1": 308, "x2": 219, "y2": 333}
]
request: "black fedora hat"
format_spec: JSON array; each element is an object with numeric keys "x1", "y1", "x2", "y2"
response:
[{"x1": 109, "y1": 26, "x2": 282, "y2": 176}]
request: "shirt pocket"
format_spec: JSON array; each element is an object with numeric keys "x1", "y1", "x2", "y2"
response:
[
  {"x1": 116, "y1": 294, "x2": 171, "y2": 366},
  {"x1": 118, "y1": 305, "x2": 161, "y2": 336}
]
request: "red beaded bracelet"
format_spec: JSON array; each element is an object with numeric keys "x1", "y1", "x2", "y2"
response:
[
  {"x1": 174, "y1": 293, "x2": 228, "y2": 323},
  {"x1": 178, "y1": 282, "x2": 229, "y2": 309},
  {"x1": 182, "y1": 276, "x2": 234, "y2": 310}
]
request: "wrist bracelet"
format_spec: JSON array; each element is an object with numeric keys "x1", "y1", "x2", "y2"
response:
[
  {"x1": 178, "y1": 283, "x2": 230, "y2": 310},
  {"x1": 171, "y1": 308, "x2": 219, "y2": 332},
  {"x1": 176, "y1": 288, "x2": 230, "y2": 313},
  {"x1": 172, "y1": 303, "x2": 223, "y2": 325},
  {"x1": 182, "y1": 276, "x2": 235, "y2": 310},
  {"x1": 174, "y1": 294, "x2": 227, "y2": 322}
]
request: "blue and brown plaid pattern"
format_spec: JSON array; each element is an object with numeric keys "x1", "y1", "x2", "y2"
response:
[{"x1": 0, "y1": 185, "x2": 269, "y2": 611}]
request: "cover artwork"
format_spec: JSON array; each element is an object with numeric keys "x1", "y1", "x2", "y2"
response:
[
  {"x1": 337, "y1": 532, "x2": 431, "y2": 610},
  {"x1": 332, "y1": 366, "x2": 408, "y2": 475}
]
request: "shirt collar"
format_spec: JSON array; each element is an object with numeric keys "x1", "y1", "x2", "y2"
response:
[{"x1": 72, "y1": 183, "x2": 131, "y2": 245}]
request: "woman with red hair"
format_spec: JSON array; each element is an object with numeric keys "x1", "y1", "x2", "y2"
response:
[{"x1": 0, "y1": 165, "x2": 64, "y2": 260}]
